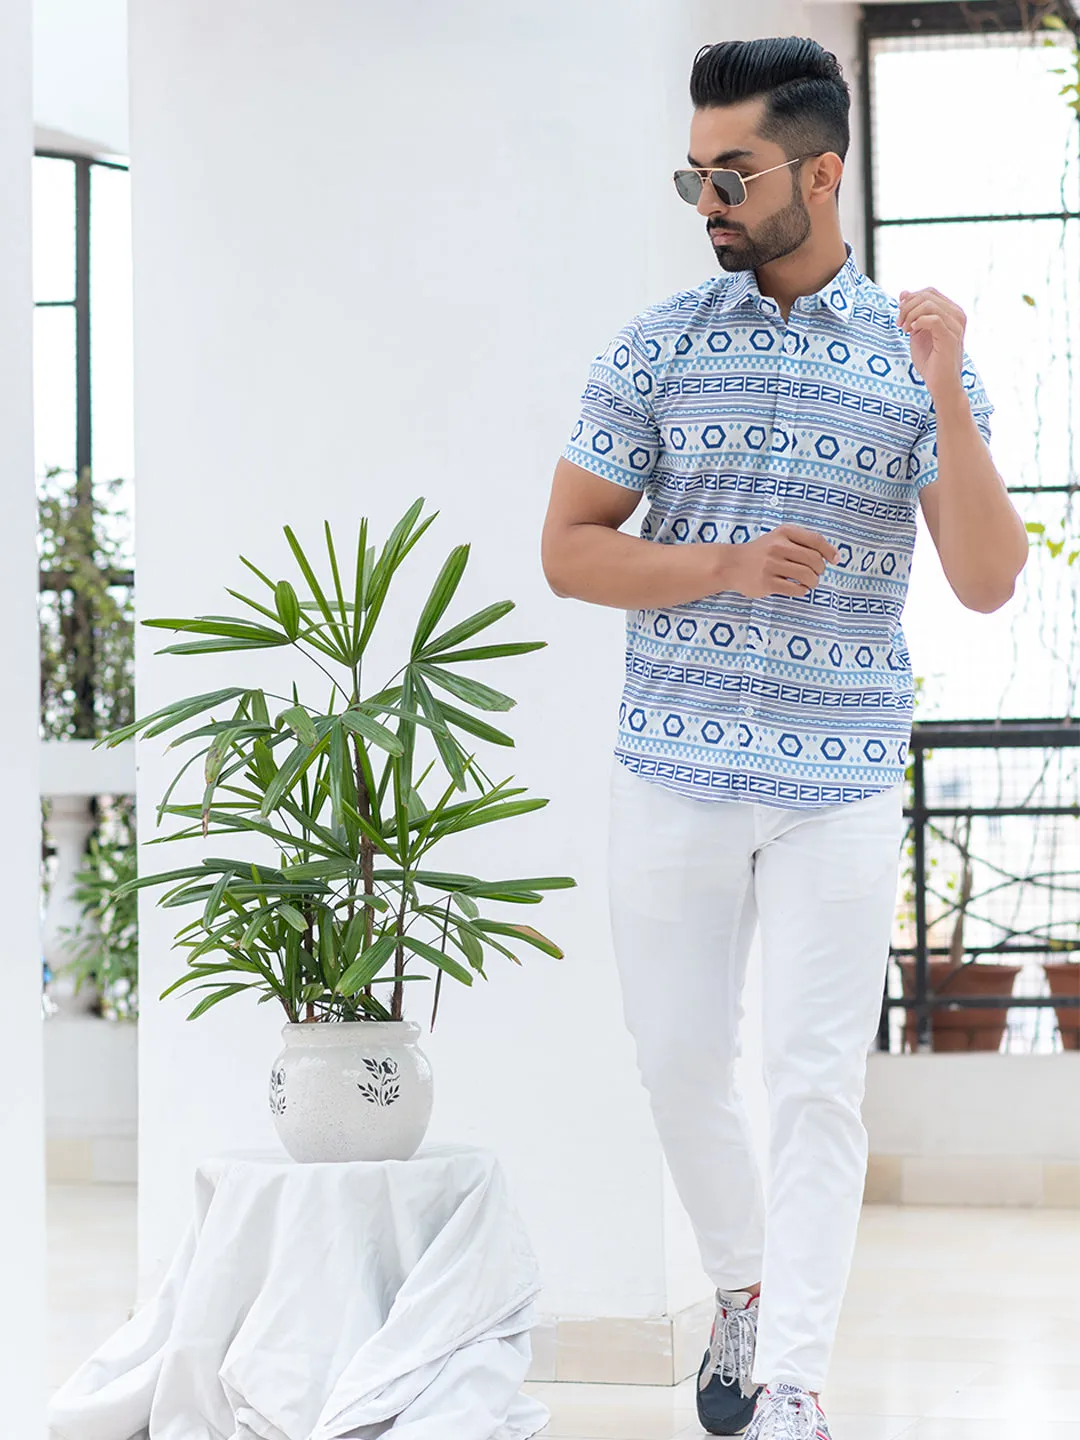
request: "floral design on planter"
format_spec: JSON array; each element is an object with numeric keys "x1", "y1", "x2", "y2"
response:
[
  {"x1": 269, "y1": 1065, "x2": 287, "y2": 1116},
  {"x1": 358, "y1": 1055, "x2": 400, "y2": 1107}
]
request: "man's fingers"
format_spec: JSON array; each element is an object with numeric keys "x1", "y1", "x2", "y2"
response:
[
  {"x1": 776, "y1": 525, "x2": 839, "y2": 563},
  {"x1": 898, "y1": 292, "x2": 965, "y2": 333},
  {"x1": 770, "y1": 558, "x2": 825, "y2": 589},
  {"x1": 779, "y1": 542, "x2": 827, "y2": 577},
  {"x1": 901, "y1": 297, "x2": 962, "y2": 329},
  {"x1": 768, "y1": 579, "x2": 812, "y2": 599}
]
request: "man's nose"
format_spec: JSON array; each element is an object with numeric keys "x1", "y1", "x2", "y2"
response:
[{"x1": 696, "y1": 177, "x2": 726, "y2": 220}]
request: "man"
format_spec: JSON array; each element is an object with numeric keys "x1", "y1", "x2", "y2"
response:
[{"x1": 541, "y1": 35, "x2": 1027, "y2": 1440}]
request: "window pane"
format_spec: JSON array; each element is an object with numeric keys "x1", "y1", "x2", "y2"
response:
[
  {"x1": 90, "y1": 164, "x2": 134, "y2": 562},
  {"x1": 873, "y1": 34, "x2": 1080, "y2": 222},
  {"x1": 877, "y1": 218, "x2": 1080, "y2": 723},
  {"x1": 875, "y1": 218, "x2": 1080, "y2": 494},
  {"x1": 34, "y1": 305, "x2": 77, "y2": 482},
  {"x1": 33, "y1": 155, "x2": 76, "y2": 304}
]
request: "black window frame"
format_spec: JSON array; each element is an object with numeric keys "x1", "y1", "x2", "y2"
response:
[
  {"x1": 858, "y1": 1, "x2": 1080, "y2": 499},
  {"x1": 34, "y1": 149, "x2": 133, "y2": 738}
]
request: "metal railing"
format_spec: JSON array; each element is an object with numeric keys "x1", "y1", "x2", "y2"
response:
[{"x1": 880, "y1": 718, "x2": 1080, "y2": 1052}]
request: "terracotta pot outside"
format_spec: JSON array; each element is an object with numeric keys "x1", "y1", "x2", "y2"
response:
[
  {"x1": 1043, "y1": 963, "x2": 1080, "y2": 1052},
  {"x1": 899, "y1": 960, "x2": 1022, "y2": 1052}
]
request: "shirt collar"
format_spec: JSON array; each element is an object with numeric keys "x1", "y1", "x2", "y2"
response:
[{"x1": 716, "y1": 245, "x2": 862, "y2": 324}]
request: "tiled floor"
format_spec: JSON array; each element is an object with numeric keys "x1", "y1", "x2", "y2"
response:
[{"x1": 49, "y1": 1189, "x2": 1080, "y2": 1438}]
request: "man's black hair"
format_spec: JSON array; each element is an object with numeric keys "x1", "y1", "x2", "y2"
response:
[{"x1": 690, "y1": 37, "x2": 850, "y2": 162}]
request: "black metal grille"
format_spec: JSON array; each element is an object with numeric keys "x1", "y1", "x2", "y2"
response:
[{"x1": 881, "y1": 719, "x2": 1080, "y2": 1052}]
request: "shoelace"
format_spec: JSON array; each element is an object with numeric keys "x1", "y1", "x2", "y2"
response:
[
  {"x1": 755, "y1": 1386, "x2": 826, "y2": 1440},
  {"x1": 699, "y1": 1295, "x2": 758, "y2": 1399}
]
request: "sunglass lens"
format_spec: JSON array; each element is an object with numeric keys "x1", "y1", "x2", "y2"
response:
[
  {"x1": 709, "y1": 170, "x2": 746, "y2": 207},
  {"x1": 673, "y1": 170, "x2": 704, "y2": 204}
]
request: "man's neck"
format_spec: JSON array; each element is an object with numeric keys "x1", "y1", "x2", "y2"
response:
[{"x1": 754, "y1": 230, "x2": 849, "y2": 322}]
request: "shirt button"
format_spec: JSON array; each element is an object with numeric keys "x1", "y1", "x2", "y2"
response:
[{"x1": 783, "y1": 334, "x2": 799, "y2": 355}]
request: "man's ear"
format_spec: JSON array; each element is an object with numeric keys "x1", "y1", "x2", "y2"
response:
[{"x1": 808, "y1": 152, "x2": 844, "y2": 205}]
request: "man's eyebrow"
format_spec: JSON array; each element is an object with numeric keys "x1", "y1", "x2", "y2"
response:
[{"x1": 686, "y1": 148, "x2": 755, "y2": 168}]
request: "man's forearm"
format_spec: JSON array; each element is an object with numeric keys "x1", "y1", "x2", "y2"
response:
[
  {"x1": 931, "y1": 387, "x2": 1028, "y2": 612},
  {"x1": 543, "y1": 523, "x2": 736, "y2": 609}
]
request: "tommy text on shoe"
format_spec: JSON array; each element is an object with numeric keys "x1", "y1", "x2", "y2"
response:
[
  {"x1": 744, "y1": 1384, "x2": 831, "y2": 1440},
  {"x1": 696, "y1": 1288, "x2": 762, "y2": 1435}
]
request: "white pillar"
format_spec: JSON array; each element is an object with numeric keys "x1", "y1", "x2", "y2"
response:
[
  {"x1": 42, "y1": 795, "x2": 99, "y2": 1014},
  {"x1": 128, "y1": 0, "x2": 862, "y2": 1340},
  {"x1": 0, "y1": 0, "x2": 47, "y2": 1428}
]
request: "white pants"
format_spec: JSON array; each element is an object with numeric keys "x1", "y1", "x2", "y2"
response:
[{"x1": 609, "y1": 765, "x2": 906, "y2": 1391}]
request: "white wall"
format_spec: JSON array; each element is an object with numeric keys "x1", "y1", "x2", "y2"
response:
[
  {"x1": 46, "y1": 1020, "x2": 138, "y2": 1183},
  {"x1": 128, "y1": 0, "x2": 863, "y2": 1320},
  {"x1": 33, "y1": 0, "x2": 129, "y2": 155},
  {"x1": 0, "y1": 0, "x2": 47, "y2": 1431}
]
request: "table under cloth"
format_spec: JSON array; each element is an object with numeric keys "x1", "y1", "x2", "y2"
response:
[{"x1": 48, "y1": 1143, "x2": 550, "y2": 1440}]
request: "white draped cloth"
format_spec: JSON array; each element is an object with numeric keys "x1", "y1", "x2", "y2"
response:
[{"x1": 48, "y1": 1144, "x2": 550, "y2": 1440}]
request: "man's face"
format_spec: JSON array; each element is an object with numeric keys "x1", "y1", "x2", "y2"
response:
[{"x1": 687, "y1": 99, "x2": 811, "y2": 272}]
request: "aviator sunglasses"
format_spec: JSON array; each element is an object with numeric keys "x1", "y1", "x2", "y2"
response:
[{"x1": 672, "y1": 156, "x2": 811, "y2": 207}]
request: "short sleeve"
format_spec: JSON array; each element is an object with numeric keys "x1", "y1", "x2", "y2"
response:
[
  {"x1": 563, "y1": 321, "x2": 661, "y2": 491},
  {"x1": 907, "y1": 354, "x2": 994, "y2": 492}
]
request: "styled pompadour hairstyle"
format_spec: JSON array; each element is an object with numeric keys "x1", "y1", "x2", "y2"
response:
[{"x1": 690, "y1": 37, "x2": 850, "y2": 162}]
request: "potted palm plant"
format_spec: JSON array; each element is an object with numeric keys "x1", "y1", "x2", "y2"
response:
[{"x1": 101, "y1": 501, "x2": 574, "y2": 1161}]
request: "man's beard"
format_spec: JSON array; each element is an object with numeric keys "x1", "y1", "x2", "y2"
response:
[{"x1": 708, "y1": 186, "x2": 811, "y2": 272}]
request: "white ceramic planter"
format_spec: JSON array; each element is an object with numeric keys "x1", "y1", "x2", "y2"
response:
[{"x1": 269, "y1": 1020, "x2": 434, "y2": 1163}]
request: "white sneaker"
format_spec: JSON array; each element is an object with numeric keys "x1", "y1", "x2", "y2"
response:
[
  {"x1": 744, "y1": 1384, "x2": 832, "y2": 1440},
  {"x1": 696, "y1": 1288, "x2": 761, "y2": 1435}
]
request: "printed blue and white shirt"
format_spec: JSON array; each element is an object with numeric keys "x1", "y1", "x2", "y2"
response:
[{"x1": 565, "y1": 249, "x2": 993, "y2": 809}]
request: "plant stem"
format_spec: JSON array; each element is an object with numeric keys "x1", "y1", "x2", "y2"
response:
[
  {"x1": 393, "y1": 890, "x2": 408, "y2": 1021},
  {"x1": 352, "y1": 732, "x2": 377, "y2": 1007}
]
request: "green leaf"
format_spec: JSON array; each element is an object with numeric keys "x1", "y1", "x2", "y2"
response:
[
  {"x1": 340, "y1": 708, "x2": 405, "y2": 756},
  {"x1": 436, "y1": 701, "x2": 515, "y2": 748},
  {"x1": 337, "y1": 933, "x2": 398, "y2": 994},
  {"x1": 1043, "y1": 12, "x2": 1067, "y2": 27},
  {"x1": 417, "y1": 663, "x2": 515, "y2": 713},
  {"x1": 469, "y1": 875, "x2": 576, "y2": 895},
  {"x1": 203, "y1": 869, "x2": 234, "y2": 928},
  {"x1": 278, "y1": 903, "x2": 310, "y2": 933},
  {"x1": 186, "y1": 984, "x2": 255, "y2": 1020},
  {"x1": 358, "y1": 501, "x2": 432, "y2": 652},
  {"x1": 441, "y1": 797, "x2": 548, "y2": 835},
  {"x1": 398, "y1": 936, "x2": 474, "y2": 985},
  {"x1": 453, "y1": 892, "x2": 480, "y2": 920},
  {"x1": 224, "y1": 588, "x2": 283, "y2": 626},
  {"x1": 99, "y1": 687, "x2": 248, "y2": 748},
  {"x1": 352, "y1": 521, "x2": 370, "y2": 649},
  {"x1": 278, "y1": 704, "x2": 319, "y2": 748},
  {"x1": 475, "y1": 919, "x2": 564, "y2": 958},
  {"x1": 323, "y1": 522, "x2": 352, "y2": 635},
  {"x1": 427, "y1": 641, "x2": 546, "y2": 664},
  {"x1": 420, "y1": 601, "x2": 515, "y2": 657},
  {"x1": 204, "y1": 727, "x2": 244, "y2": 785},
  {"x1": 413, "y1": 545, "x2": 470, "y2": 654},
  {"x1": 153, "y1": 636, "x2": 292, "y2": 657},
  {"x1": 454, "y1": 926, "x2": 486, "y2": 972},
  {"x1": 259, "y1": 732, "x2": 331, "y2": 816},
  {"x1": 275, "y1": 580, "x2": 302, "y2": 640},
  {"x1": 240, "y1": 909, "x2": 273, "y2": 951},
  {"x1": 342, "y1": 912, "x2": 370, "y2": 964},
  {"x1": 141, "y1": 617, "x2": 287, "y2": 643},
  {"x1": 283, "y1": 525, "x2": 348, "y2": 657},
  {"x1": 317, "y1": 908, "x2": 339, "y2": 986},
  {"x1": 412, "y1": 673, "x2": 467, "y2": 790}
]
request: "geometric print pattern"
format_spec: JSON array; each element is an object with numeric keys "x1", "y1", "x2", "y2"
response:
[{"x1": 565, "y1": 248, "x2": 994, "y2": 808}]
